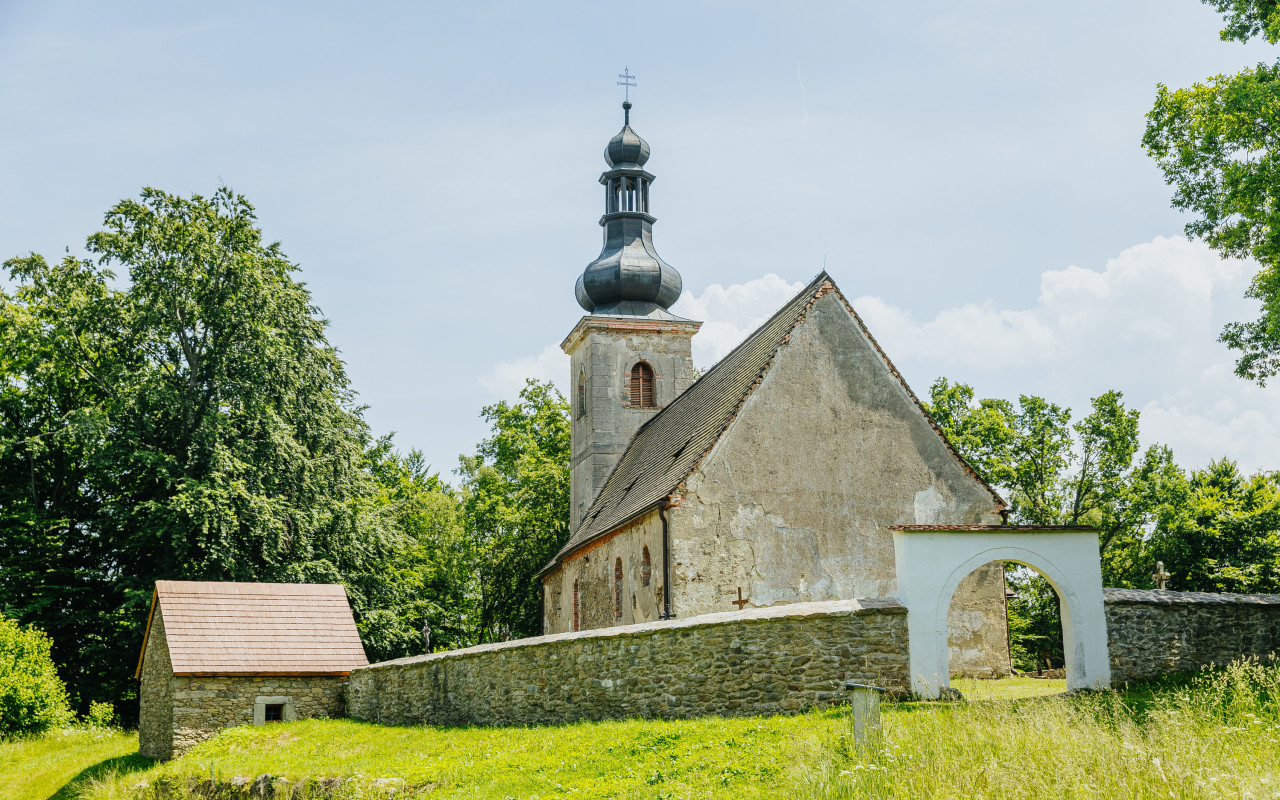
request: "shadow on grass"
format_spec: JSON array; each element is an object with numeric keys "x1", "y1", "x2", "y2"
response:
[{"x1": 46, "y1": 753, "x2": 154, "y2": 800}]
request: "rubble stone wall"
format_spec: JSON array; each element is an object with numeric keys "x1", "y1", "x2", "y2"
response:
[
  {"x1": 1104, "y1": 588, "x2": 1280, "y2": 683},
  {"x1": 168, "y1": 675, "x2": 346, "y2": 756},
  {"x1": 348, "y1": 599, "x2": 909, "y2": 727}
]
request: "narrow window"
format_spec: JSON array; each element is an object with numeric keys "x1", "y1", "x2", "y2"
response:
[
  {"x1": 264, "y1": 703, "x2": 284, "y2": 722},
  {"x1": 630, "y1": 362, "x2": 655, "y2": 408},
  {"x1": 614, "y1": 558, "x2": 624, "y2": 621},
  {"x1": 572, "y1": 580, "x2": 580, "y2": 632},
  {"x1": 577, "y1": 371, "x2": 586, "y2": 419},
  {"x1": 641, "y1": 546, "x2": 652, "y2": 587}
]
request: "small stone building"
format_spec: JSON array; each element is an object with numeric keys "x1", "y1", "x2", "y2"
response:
[{"x1": 136, "y1": 580, "x2": 368, "y2": 760}]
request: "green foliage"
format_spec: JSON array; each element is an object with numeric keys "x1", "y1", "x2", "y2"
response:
[
  {"x1": 0, "y1": 187, "x2": 403, "y2": 721},
  {"x1": 1004, "y1": 568, "x2": 1065, "y2": 671},
  {"x1": 359, "y1": 440, "x2": 476, "y2": 659},
  {"x1": 458, "y1": 379, "x2": 570, "y2": 641},
  {"x1": 1107, "y1": 459, "x2": 1280, "y2": 593},
  {"x1": 84, "y1": 701, "x2": 116, "y2": 729},
  {"x1": 1144, "y1": 5, "x2": 1280, "y2": 381},
  {"x1": 0, "y1": 726, "x2": 141, "y2": 800},
  {"x1": 1203, "y1": 0, "x2": 1280, "y2": 43},
  {"x1": 0, "y1": 615, "x2": 73, "y2": 737}
]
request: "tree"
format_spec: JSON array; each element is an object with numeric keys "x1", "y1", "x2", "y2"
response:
[
  {"x1": 0, "y1": 187, "x2": 400, "y2": 721},
  {"x1": 1143, "y1": 1, "x2": 1280, "y2": 382},
  {"x1": 458, "y1": 380, "x2": 570, "y2": 642}
]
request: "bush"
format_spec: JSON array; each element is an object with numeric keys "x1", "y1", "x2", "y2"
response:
[
  {"x1": 0, "y1": 615, "x2": 73, "y2": 736},
  {"x1": 84, "y1": 701, "x2": 117, "y2": 729}
]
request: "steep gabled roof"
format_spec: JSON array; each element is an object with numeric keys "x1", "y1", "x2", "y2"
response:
[
  {"x1": 134, "y1": 580, "x2": 368, "y2": 677},
  {"x1": 541, "y1": 272, "x2": 1008, "y2": 577}
]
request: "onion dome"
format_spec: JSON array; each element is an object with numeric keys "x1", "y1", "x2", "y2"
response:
[
  {"x1": 604, "y1": 102, "x2": 650, "y2": 168},
  {"x1": 576, "y1": 102, "x2": 683, "y2": 317}
]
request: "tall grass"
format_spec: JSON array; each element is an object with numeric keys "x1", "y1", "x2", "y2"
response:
[
  {"x1": 802, "y1": 658, "x2": 1280, "y2": 799},
  {"x1": 70, "y1": 660, "x2": 1280, "y2": 799}
]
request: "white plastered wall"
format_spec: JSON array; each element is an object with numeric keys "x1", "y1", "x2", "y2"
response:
[{"x1": 892, "y1": 529, "x2": 1111, "y2": 698}]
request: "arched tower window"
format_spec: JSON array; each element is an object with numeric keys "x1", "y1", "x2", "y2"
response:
[
  {"x1": 641, "y1": 546, "x2": 652, "y2": 586},
  {"x1": 614, "y1": 558, "x2": 624, "y2": 622},
  {"x1": 572, "y1": 580, "x2": 580, "y2": 632},
  {"x1": 577, "y1": 371, "x2": 586, "y2": 419},
  {"x1": 630, "y1": 362, "x2": 655, "y2": 408}
]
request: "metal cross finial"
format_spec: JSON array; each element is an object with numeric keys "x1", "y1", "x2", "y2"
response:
[
  {"x1": 617, "y1": 67, "x2": 636, "y2": 102},
  {"x1": 1152, "y1": 561, "x2": 1172, "y2": 590}
]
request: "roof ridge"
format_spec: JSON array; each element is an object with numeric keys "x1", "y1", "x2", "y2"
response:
[{"x1": 821, "y1": 283, "x2": 1008, "y2": 510}]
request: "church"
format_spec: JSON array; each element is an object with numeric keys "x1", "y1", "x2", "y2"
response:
[{"x1": 537, "y1": 101, "x2": 1011, "y2": 677}]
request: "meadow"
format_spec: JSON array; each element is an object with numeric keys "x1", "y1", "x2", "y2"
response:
[{"x1": 7, "y1": 664, "x2": 1279, "y2": 800}]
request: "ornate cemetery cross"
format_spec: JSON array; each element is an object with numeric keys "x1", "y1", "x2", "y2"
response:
[{"x1": 1152, "y1": 561, "x2": 1171, "y2": 590}]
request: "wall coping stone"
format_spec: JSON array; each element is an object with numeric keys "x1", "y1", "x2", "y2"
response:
[
  {"x1": 357, "y1": 598, "x2": 905, "y2": 672},
  {"x1": 1104, "y1": 588, "x2": 1280, "y2": 606}
]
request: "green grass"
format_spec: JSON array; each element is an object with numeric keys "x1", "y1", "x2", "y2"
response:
[
  {"x1": 17, "y1": 661, "x2": 1280, "y2": 799},
  {"x1": 0, "y1": 727, "x2": 142, "y2": 800}
]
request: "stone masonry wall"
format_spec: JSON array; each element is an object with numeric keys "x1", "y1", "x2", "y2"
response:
[
  {"x1": 169, "y1": 675, "x2": 346, "y2": 756},
  {"x1": 544, "y1": 511, "x2": 665, "y2": 634},
  {"x1": 138, "y1": 608, "x2": 176, "y2": 760},
  {"x1": 348, "y1": 599, "x2": 909, "y2": 727},
  {"x1": 1104, "y1": 588, "x2": 1280, "y2": 683}
]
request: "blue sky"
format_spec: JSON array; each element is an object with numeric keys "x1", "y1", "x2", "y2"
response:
[{"x1": 2, "y1": 0, "x2": 1277, "y2": 477}]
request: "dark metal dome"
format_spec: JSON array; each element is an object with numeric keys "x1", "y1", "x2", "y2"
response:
[
  {"x1": 576, "y1": 101, "x2": 682, "y2": 316},
  {"x1": 604, "y1": 102, "x2": 650, "y2": 167}
]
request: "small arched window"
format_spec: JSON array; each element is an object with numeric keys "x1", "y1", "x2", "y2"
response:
[
  {"x1": 614, "y1": 557, "x2": 624, "y2": 621},
  {"x1": 572, "y1": 580, "x2": 580, "y2": 632},
  {"x1": 630, "y1": 362, "x2": 655, "y2": 408},
  {"x1": 641, "y1": 546, "x2": 652, "y2": 587},
  {"x1": 577, "y1": 371, "x2": 586, "y2": 419}
]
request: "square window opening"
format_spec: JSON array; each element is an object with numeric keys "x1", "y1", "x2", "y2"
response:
[{"x1": 264, "y1": 703, "x2": 284, "y2": 722}]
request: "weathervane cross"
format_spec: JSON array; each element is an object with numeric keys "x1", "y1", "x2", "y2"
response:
[{"x1": 617, "y1": 67, "x2": 636, "y2": 101}]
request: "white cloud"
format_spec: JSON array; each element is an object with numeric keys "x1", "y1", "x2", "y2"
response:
[
  {"x1": 849, "y1": 235, "x2": 1278, "y2": 472},
  {"x1": 480, "y1": 238, "x2": 1280, "y2": 472},
  {"x1": 672, "y1": 273, "x2": 808, "y2": 366},
  {"x1": 478, "y1": 344, "x2": 567, "y2": 399}
]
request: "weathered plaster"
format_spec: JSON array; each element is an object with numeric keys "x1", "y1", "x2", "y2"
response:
[
  {"x1": 664, "y1": 292, "x2": 1007, "y2": 672},
  {"x1": 892, "y1": 529, "x2": 1111, "y2": 697},
  {"x1": 544, "y1": 510, "x2": 664, "y2": 634}
]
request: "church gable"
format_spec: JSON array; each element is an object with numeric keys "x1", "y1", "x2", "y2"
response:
[
  {"x1": 671, "y1": 283, "x2": 1006, "y2": 608},
  {"x1": 544, "y1": 273, "x2": 1002, "y2": 578}
]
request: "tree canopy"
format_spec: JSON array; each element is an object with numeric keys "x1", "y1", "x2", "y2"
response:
[{"x1": 1143, "y1": 0, "x2": 1280, "y2": 382}]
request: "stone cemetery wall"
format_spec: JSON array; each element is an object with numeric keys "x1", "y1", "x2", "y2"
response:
[
  {"x1": 1104, "y1": 588, "x2": 1280, "y2": 683},
  {"x1": 347, "y1": 599, "x2": 909, "y2": 727}
]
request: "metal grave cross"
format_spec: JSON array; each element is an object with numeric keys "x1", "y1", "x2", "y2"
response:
[
  {"x1": 617, "y1": 67, "x2": 636, "y2": 101},
  {"x1": 732, "y1": 587, "x2": 750, "y2": 610},
  {"x1": 1152, "y1": 560, "x2": 1172, "y2": 590}
]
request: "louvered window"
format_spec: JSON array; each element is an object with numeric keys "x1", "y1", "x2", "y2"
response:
[
  {"x1": 630, "y1": 362, "x2": 655, "y2": 408},
  {"x1": 577, "y1": 371, "x2": 586, "y2": 419}
]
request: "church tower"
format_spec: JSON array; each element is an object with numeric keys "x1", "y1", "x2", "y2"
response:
[{"x1": 563, "y1": 101, "x2": 701, "y2": 532}]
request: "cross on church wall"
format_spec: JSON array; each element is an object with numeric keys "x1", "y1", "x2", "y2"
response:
[{"x1": 732, "y1": 587, "x2": 749, "y2": 610}]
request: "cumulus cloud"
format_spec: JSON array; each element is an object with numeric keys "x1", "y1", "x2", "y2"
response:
[
  {"x1": 850, "y1": 236, "x2": 1277, "y2": 472},
  {"x1": 478, "y1": 344, "x2": 567, "y2": 399},
  {"x1": 671, "y1": 273, "x2": 807, "y2": 366},
  {"x1": 481, "y1": 238, "x2": 1280, "y2": 471}
]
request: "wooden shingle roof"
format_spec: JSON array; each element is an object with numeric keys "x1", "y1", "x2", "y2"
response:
[{"x1": 135, "y1": 581, "x2": 368, "y2": 677}]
